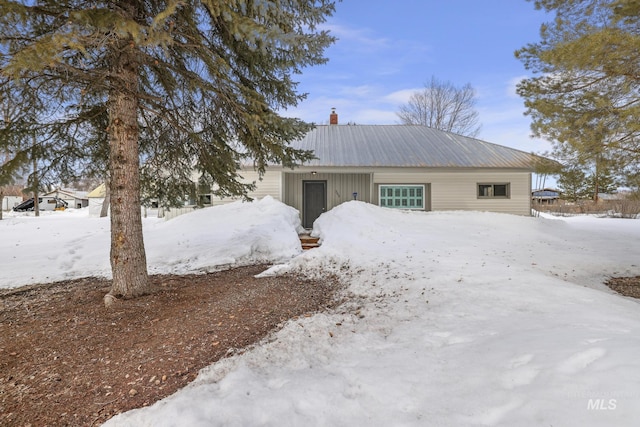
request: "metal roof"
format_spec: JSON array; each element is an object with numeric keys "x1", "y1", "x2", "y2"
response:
[
  {"x1": 288, "y1": 125, "x2": 539, "y2": 169},
  {"x1": 532, "y1": 190, "x2": 560, "y2": 197}
]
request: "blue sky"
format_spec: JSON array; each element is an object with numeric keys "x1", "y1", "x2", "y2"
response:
[{"x1": 288, "y1": 0, "x2": 553, "y2": 157}]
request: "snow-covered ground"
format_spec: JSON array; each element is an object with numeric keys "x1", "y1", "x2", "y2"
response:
[
  {"x1": 0, "y1": 197, "x2": 302, "y2": 289},
  {"x1": 2, "y1": 198, "x2": 640, "y2": 426}
]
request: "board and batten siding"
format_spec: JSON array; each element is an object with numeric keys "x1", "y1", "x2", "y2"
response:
[
  {"x1": 373, "y1": 170, "x2": 532, "y2": 216},
  {"x1": 210, "y1": 169, "x2": 282, "y2": 206},
  {"x1": 283, "y1": 172, "x2": 371, "y2": 214}
]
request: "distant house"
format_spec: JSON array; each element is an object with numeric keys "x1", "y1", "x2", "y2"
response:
[
  {"x1": 1, "y1": 195, "x2": 23, "y2": 211},
  {"x1": 42, "y1": 188, "x2": 89, "y2": 209},
  {"x1": 201, "y1": 110, "x2": 552, "y2": 227},
  {"x1": 87, "y1": 183, "x2": 108, "y2": 217},
  {"x1": 532, "y1": 189, "x2": 560, "y2": 205},
  {"x1": 1, "y1": 187, "x2": 24, "y2": 211}
]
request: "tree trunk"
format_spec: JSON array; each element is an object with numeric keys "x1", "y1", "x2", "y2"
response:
[
  {"x1": 594, "y1": 155, "x2": 601, "y2": 203},
  {"x1": 106, "y1": 34, "x2": 150, "y2": 300},
  {"x1": 0, "y1": 189, "x2": 4, "y2": 220},
  {"x1": 32, "y1": 145, "x2": 39, "y2": 217}
]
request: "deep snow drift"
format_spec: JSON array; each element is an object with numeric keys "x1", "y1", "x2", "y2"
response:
[
  {"x1": 0, "y1": 196, "x2": 302, "y2": 289},
  {"x1": 2, "y1": 199, "x2": 640, "y2": 426}
]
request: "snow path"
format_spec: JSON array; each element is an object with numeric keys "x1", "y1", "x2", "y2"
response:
[{"x1": 104, "y1": 202, "x2": 640, "y2": 427}]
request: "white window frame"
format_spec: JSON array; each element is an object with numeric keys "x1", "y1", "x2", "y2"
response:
[
  {"x1": 378, "y1": 185, "x2": 425, "y2": 210},
  {"x1": 477, "y1": 183, "x2": 510, "y2": 199}
]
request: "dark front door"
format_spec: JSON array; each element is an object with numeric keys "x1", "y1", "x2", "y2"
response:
[{"x1": 303, "y1": 181, "x2": 326, "y2": 229}]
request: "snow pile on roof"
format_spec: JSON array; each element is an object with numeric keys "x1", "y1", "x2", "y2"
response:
[
  {"x1": 105, "y1": 201, "x2": 640, "y2": 427},
  {"x1": 0, "y1": 196, "x2": 302, "y2": 289}
]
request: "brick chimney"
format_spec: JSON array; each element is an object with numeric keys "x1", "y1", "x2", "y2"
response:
[{"x1": 329, "y1": 107, "x2": 338, "y2": 125}]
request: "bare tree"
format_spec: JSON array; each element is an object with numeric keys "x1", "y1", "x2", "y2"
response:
[{"x1": 397, "y1": 76, "x2": 481, "y2": 137}]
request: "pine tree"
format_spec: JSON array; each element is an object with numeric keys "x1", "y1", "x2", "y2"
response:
[
  {"x1": 623, "y1": 167, "x2": 640, "y2": 199},
  {"x1": 0, "y1": 1, "x2": 335, "y2": 302},
  {"x1": 557, "y1": 166, "x2": 588, "y2": 202},
  {"x1": 0, "y1": 77, "x2": 39, "y2": 220},
  {"x1": 516, "y1": 0, "x2": 640, "y2": 176},
  {"x1": 585, "y1": 166, "x2": 619, "y2": 200}
]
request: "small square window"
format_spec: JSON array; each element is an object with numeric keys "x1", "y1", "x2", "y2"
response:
[
  {"x1": 478, "y1": 183, "x2": 509, "y2": 199},
  {"x1": 494, "y1": 185, "x2": 507, "y2": 197},
  {"x1": 478, "y1": 185, "x2": 492, "y2": 197}
]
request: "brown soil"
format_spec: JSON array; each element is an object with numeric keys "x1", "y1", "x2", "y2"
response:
[
  {"x1": 0, "y1": 265, "x2": 343, "y2": 427},
  {"x1": 606, "y1": 276, "x2": 640, "y2": 299}
]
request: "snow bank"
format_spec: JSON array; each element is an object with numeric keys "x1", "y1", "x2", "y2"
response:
[
  {"x1": 105, "y1": 202, "x2": 640, "y2": 427},
  {"x1": 0, "y1": 209, "x2": 113, "y2": 288},
  {"x1": 0, "y1": 197, "x2": 302, "y2": 289},
  {"x1": 144, "y1": 196, "x2": 303, "y2": 275}
]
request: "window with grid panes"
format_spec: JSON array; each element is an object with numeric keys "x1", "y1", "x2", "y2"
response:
[{"x1": 379, "y1": 185, "x2": 424, "y2": 209}]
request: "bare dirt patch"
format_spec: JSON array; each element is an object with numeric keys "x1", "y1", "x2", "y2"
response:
[
  {"x1": 0, "y1": 265, "x2": 343, "y2": 427},
  {"x1": 606, "y1": 276, "x2": 640, "y2": 299}
]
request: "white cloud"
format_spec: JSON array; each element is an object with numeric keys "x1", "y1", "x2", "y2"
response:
[
  {"x1": 351, "y1": 108, "x2": 398, "y2": 125},
  {"x1": 383, "y1": 88, "x2": 421, "y2": 105},
  {"x1": 478, "y1": 105, "x2": 527, "y2": 127},
  {"x1": 321, "y1": 22, "x2": 432, "y2": 80},
  {"x1": 323, "y1": 23, "x2": 391, "y2": 52},
  {"x1": 339, "y1": 85, "x2": 376, "y2": 98}
]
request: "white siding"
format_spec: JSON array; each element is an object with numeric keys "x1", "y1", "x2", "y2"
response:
[
  {"x1": 2, "y1": 196, "x2": 23, "y2": 211},
  {"x1": 204, "y1": 167, "x2": 532, "y2": 216},
  {"x1": 374, "y1": 170, "x2": 532, "y2": 216},
  {"x1": 210, "y1": 169, "x2": 282, "y2": 206}
]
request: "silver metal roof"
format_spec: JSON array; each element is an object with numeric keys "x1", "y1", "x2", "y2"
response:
[{"x1": 288, "y1": 125, "x2": 539, "y2": 169}]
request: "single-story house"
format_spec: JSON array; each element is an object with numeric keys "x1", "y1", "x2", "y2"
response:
[
  {"x1": 203, "y1": 111, "x2": 549, "y2": 227},
  {"x1": 42, "y1": 188, "x2": 89, "y2": 209},
  {"x1": 532, "y1": 188, "x2": 560, "y2": 204}
]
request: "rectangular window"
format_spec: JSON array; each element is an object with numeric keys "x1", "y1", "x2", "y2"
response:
[
  {"x1": 379, "y1": 185, "x2": 425, "y2": 210},
  {"x1": 478, "y1": 183, "x2": 510, "y2": 198}
]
